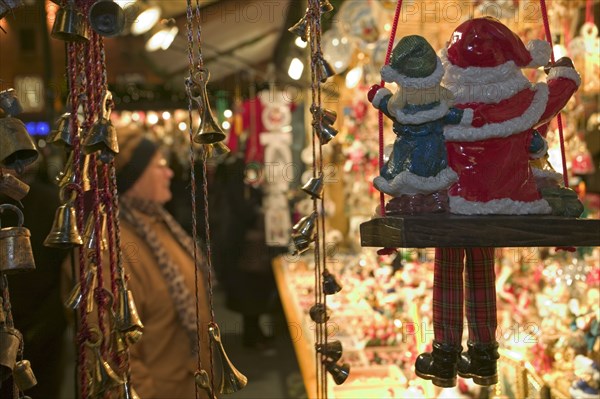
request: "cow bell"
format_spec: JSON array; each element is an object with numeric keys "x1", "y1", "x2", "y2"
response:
[
  {"x1": 0, "y1": 204, "x2": 36, "y2": 274},
  {"x1": 0, "y1": 88, "x2": 23, "y2": 117},
  {"x1": 89, "y1": 0, "x2": 125, "y2": 37},
  {"x1": 13, "y1": 359, "x2": 37, "y2": 391},
  {"x1": 51, "y1": 3, "x2": 90, "y2": 42},
  {"x1": 0, "y1": 117, "x2": 39, "y2": 173}
]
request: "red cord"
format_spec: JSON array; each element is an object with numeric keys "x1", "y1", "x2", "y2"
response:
[
  {"x1": 586, "y1": 0, "x2": 594, "y2": 24},
  {"x1": 378, "y1": 0, "x2": 404, "y2": 216},
  {"x1": 540, "y1": 0, "x2": 569, "y2": 188}
]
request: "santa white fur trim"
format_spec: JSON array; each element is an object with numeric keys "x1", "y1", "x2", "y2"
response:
[
  {"x1": 444, "y1": 84, "x2": 549, "y2": 142},
  {"x1": 372, "y1": 87, "x2": 391, "y2": 108},
  {"x1": 373, "y1": 168, "x2": 458, "y2": 196},
  {"x1": 460, "y1": 108, "x2": 474, "y2": 125},
  {"x1": 526, "y1": 40, "x2": 552, "y2": 67},
  {"x1": 391, "y1": 101, "x2": 450, "y2": 125},
  {"x1": 532, "y1": 167, "x2": 563, "y2": 182},
  {"x1": 381, "y1": 58, "x2": 444, "y2": 89},
  {"x1": 440, "y1": 48, "x2": 533, "y2": 104},
  {"x1": 547, "y1": 66, "x2": 582, "y2": 87},
  {"x1": 449, "y1": 195, "x2": 552, "y2": 215}
]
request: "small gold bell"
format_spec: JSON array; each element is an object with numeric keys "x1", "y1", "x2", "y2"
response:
[
  {"x1": 187, "y1": 68, "x2": 226, "y2": 145},
  {"x1": 83, "y1": 91, "x2": 119, "y2": 163},
  {"x1": 44, "y1": 187, "x2": 83, "y2": 249}
]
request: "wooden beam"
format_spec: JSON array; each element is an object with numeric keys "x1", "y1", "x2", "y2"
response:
[{"x1": 360, "y1": 215, "x2": 600, "y2": 248}]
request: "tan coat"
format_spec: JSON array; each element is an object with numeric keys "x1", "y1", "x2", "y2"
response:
[
  {"x1": 63, "y1": 210, "x2": 212, "y2": 399},
  {"x1": 120, "y1": 210, "x2": 211, "y2": 398}
]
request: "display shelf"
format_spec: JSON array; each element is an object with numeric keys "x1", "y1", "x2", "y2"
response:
[
  {"x1": 272, "y1": 257, "x2": 319, "y2": 399},
  {"x1": 360, "y1": 215, "x2": 600, "y2": 248}
]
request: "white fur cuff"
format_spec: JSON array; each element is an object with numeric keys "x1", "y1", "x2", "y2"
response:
[
  {"x1": 372, "y1": 87, "x2": 392, "y2": 108},
  {"x1": 449, "y1": 196, "x2": 552, "y2": 215},
  {"x1": 526, "y1": 40, "x2": 552, "y2": 68},
  {"x1": 547, "y1": 66, "x2": 582, "y2": 87},
  {"x1": 460, "y1": 108, "x2": 474, "y2": 125}
]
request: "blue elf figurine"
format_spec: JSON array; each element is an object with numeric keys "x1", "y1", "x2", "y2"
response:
[{"x1": 367, "y1": 35, "x2": 467, "y2": 214}]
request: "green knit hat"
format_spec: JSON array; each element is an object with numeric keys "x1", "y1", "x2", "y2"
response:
[{"x1": 381, "y1": 35, "x2": 440, "y2": 84}]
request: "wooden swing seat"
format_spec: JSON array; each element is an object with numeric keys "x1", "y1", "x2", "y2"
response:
[{"x1": 360, "y1": 214, "x2": 600, "y2": 248}]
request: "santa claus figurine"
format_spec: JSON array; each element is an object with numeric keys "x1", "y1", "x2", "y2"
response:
[{"x1": 413, "y1": 17, "x2": 581, "y2": 388}]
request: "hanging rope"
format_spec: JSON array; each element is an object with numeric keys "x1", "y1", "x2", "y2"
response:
[
  {"x1": 539, "y1": 0, "x2": 569, "y2": 188},
  {"x1": 377, "y1": 0, "x2": 404, "y2": 216},
  {"x1": 184, "y1": 1, "x2": 218, "y2": 396}
]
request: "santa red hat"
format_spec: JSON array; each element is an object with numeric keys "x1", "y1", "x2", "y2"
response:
[{"x1": 446, "y1": 17, "x2": 551, "y2": 69}]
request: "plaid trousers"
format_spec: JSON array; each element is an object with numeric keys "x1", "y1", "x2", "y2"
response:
[{"x1": 432, "y1": 248, "x2": 497, "y2": 346}]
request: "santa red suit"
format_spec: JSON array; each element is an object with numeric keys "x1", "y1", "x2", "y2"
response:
[{"x1": 440, "y1": 17, "x2": 581, "y2": 215}]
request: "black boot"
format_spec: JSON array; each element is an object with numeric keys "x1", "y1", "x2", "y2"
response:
[
  {"x1": 415, "y1": 341, "x2": 462, "y2": 388},
  {"x1": 457, "y1": 341, "x2": 500, "y2": 386}
]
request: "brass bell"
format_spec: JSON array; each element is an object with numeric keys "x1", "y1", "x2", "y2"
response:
[
  {"x1": 292, "y1": 212, "x2": 318, "y2": 239},
  {"x1": 13, "y1": 359, "x2": 37, "y2": 391},
  {"x1": 64, "y1": 262, "x2": 97, "y2": 312},
  {"x1": 0, "y1": 326, "x2": 21, "y2": 375},
  {"x1": 89, "y1": 0, "x2": 125, "y2": 37},
  {"x1": 0, "y1": 88, "x2": 23, "y2": 117},
  {"x1": 301, "y1": 174, "x2": 324, "y2": 199},
  {"x1": 187, "y1": 68, "x2": 226, "y2": 145},
  {"x1": 82, "y1": 205, "x2": 108, "y2": 252},
  {"x1": 322, "y1": 269, "x2": 342, "y2": 295},
  {"x1": 316, "y1": 340, "x2": 343, "y2": 362},
  {"x1": 319, "y1": 0, "x2": 334, "y2": 13},
  {"x1": 56, "y1": 151, "x2": 92, "y2": 192},
  {"x1": 288, "y1": 15, "x2": 308, "y2": 42},
  {"x1": 316, "y1": 122, "x2": 338, "y2": 145},
  {"x1": 311, "y1": 105, "x2": 337, "y2": 125},
  {"x1": 118, "y1": 380, "x2": 141, "y2": 399},
  {"x1": 83, "y1": 91, "x2": 119, "y2": 163},
  {"x1": 291, "y1": 234, "x2": 312, "y2": 256},
  {"x1": 0, "y1": 0, "x2": 23, "y2": 20},
  {"x1": 195, "y1": 369, "x2": 217, "y2": 399},
  {"x1": 116, "y1": 283, "x2": 144, "y2": 344},
  {"x1": 208, "y1": 323, "x2": 248, "y2": 394},
  {"x1": 0, "y1": 204, "x2": 36, "y2": 274},
  {"x1": 0, "y1": 172, "x2": 30, "y2": 201},
  {"x1": 44, "y1": 187, "x2": 83, "y2": 249},
  {"x1": 51, "y1": 3, "x2": 90, "y2": 43},
  {"x1": 309, "y1": 303, "x2": 329, "y2": 324},
  {"x1": 47, "y1": 112, "x2": 78, "y2": 148},
  {"x1": 316, "y1": 54, "x2": 336, "y2": 83},
  {"x1": 86, "y1": 330, "x2": 124, "y2": 397},
  {"x1": 0, "y1": 117, "x2": 39, "y2": 173},
  {"x1": 202, "y1": 141, "x2": 231, "y2": 160},
  {"x1": 323, "y1": 358, "x2": 350, "y2": 385}
]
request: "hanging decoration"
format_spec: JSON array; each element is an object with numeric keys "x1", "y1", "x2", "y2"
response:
[
  {"x1": 0, "y1": 75, "x2": 40, "y2": 397},
  {"x1": 289, "y1": 0, "x2": 348, "y2": 397},
  {"x1": 43, "y1": 1, "x2": 144, "y2": 398},
  {"x1": 182, "y1": 0, "x2": 246, "y2": 397},
  {"x1": 359, "y1": 0, "x2": 599, "y2": 391}
]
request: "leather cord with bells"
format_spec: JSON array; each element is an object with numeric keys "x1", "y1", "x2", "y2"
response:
[
  {"x1": 306, "y1": 1, "x2": 347, "y2": 398},
  {"x1": 183, "y1": 1, "x2": 246, "y2": 398}
]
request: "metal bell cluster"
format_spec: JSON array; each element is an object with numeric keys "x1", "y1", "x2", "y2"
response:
[
  {"x1": 311, "y1": 105, "x2": 338, "y2": 145},
  {"x1": 51, "y1": 0, "x2": 125, "y2": 42},
  {"x1": 0, "y1": 300, "x2": 37, "y2": 392},
  {"x1": 291, "y1": 212, "x2": 318, "y2": 255},
  {"x1": 288, "y1": 1, "x2": 335, "y2": 43}
]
